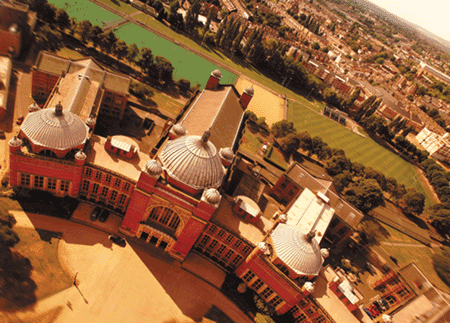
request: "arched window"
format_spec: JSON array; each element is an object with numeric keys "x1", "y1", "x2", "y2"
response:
[
  {"x1": 386, "y1": 295, "x2": 397, "y2": 305},
  {"x1": 146, "y1": 206, "x2": 180, "y2": 232},
  {"x1": 39, "y1": 149, "x2": 57, "y2": 158}
]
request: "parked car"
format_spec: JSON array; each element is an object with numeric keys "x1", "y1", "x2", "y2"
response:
[
  {"x1": 366, "y1": 261, "x2": 377, "y2": 274},
  {"x1": 90, "y1": 207, "x2": 101, "y2": 221},
  {"x1": 98, "y1": 209, "x2": 110, "y2": 222},
  {"x1": 0, "y1": 129, "x2": 5, "y2": 139},
  {"x1": 109, "y1": 235, "x2": 126, "y2": 247},
  {"x1": 16, "y1": 116, "x2": 24, "y2": 125}
]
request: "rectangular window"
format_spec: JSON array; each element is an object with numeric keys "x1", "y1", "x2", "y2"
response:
[
  {"x1": 92, "y1": 183, "x2": 100, "y2": 195},
  {"x1": 234, "y1": 240, "x2": 242, "y2": 249},
  {"x1": 124, "y1": 182, "x2": 131, "y2": 192},
  {"x1": 95, "y1": 171, "x2": 102, "y2": 181},
  {"x1": 242, "y1": 246, "x2": 251, "y2": 255},
  {"x1": 114, "y1": 178, "x2": 122, "y2": 187},
  {"x1": 231, "y1": 255, "x2": 243, "y2": 266},
  {"x1": 100, "y1": 186, "x2": 108, "y2": 198},
  {"x1": 82, "y1": 180, "x2": 90, "y2": 192},
  {"x1": 397, "y1": 288, "x2": 408, "y2": 298},
  {"x1": 206, "y1": 239, "x2": 218, "y2": 252},
  {"x1": 208, "y1": 225, "x2": 217, "y2": 234},
  {"x1": 269, "y1": 295, "x2": 283, "y2": 309},
  {"x1": 199, "y1": 235, "x2": 210, "y2": 246},
  {"x1": 85, "y1": 168, "x2": 92, "y2": 177},
  {"x1": 260, "y1": 287, "x2": 274, "y2": 300},
  {"x1": 47, "y1": 178, "x2": 57, "y2": 190},
  {"x1": 105, "y1": 174, "x2": 112, "y2": 184},
  {"x1": 21, "y1": 174, "x2": 30, "y2": 186},
  {"x1": 298, "y1": 299, "x2": 309, "y2": 308},
  {"x1": 34, "y1": 176, "x2": 44, "y2": 188},
  {"x1": 110, "y1": 190, "x2": 118, "y2": 202},
  {"x1": 251, "y1": 279, "x2": 264, "y2": 292},
  {"x1": 306, "y1": 307, "x2": 316, "y2": 316},
  {"x1": 225, "y1": 235, "x2": 234, "y2": 244},
  {"x1": 314, "y1": 315, "x2": 326, "y2": 323},
  {"x1": 295, "y1": 314, "x2": 307, "y2": 322},
  {"x1": 243, "y1": 270, "x2": 255, "y2": 283},
  {"x1": 118, "y1": 194, "x2": 127, "y2": 205},
  {"x1": 223, "y1": 249, "x2": 234, "y2": 261},
  {"x1": 215, "y1": 244, "x2": 226, "y2": 257},
  {"x1": 60, "y1": 180, "x2": 69, "y2": 192},
  {"x1": 217, "y1": 229, "x2": 225, "y2": 238}
]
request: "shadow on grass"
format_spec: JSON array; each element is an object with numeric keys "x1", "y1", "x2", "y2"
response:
[{"x1": 0, "y1": 247, "x2": 37, "y2": 310}]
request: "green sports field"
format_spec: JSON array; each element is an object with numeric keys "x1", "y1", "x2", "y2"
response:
[
  {"x1": 114, "y1": 23, "x2": 237, "y2": 86},
  {"x1": 49, "y1": 0, "x2": 122, "y2": 26},
  {"x1": 287, "y1": 100, "x2": 432, "y2": 207}
]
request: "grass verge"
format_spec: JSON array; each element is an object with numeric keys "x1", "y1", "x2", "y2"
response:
[{"x1": 13, "y1": 227, "x2": 72, "y2": 300}]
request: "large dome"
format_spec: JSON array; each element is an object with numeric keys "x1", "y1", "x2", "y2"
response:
[
  {"x1": 271, "y1": 224, "x2": 324, "y2": 276},
  {"x1": 159, "y1": 135, "x2": 225, "y2": 190},
  {"x1": 20, "y1": 108, "x2": 89, "y2": 151}
]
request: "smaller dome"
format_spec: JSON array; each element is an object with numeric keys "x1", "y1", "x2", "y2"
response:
[
  {"x1": 219, "y1": 147, "x2": 234, "y2": 160},
  {"x1": 75, "y1": 150, "x2": 87, "y2": 161},
  {"x1": 304, "y1": 282, "x2": 315, "y2": 293},
  {"x1": 9, "y1": 136, "x2": 22, "y2": 147},
  {"x1": 8, "y1": 23, "x2": 19, "y2": 34},
  {"x1": 173, "y1": 124, "x2": 186, "y2": 137},
  {"x1": 321, "y1": 248, "x2": 329, "y2": 259},
  {"x1": 382, "y1": 315, "x2": 392, "y2": 323},
  {"x1": 258, "y1": 242, "x2": 268, "y2": 252},
  {"x1": 28, "y1": 102, "x2": 41, "y2": 113},
  {"x1": 279, "y1": 214, "x2": 288, "y2": 223},
  {"x1": 86, "y1": 116, "x2": 96, "y2": 126},
  {"x1": 145, "y1": 160, "x2": 163, "y2": 176},
  {"x1": 244, "y1": 86, "x2": 254, "y2": 96},
  {"x1": 204, "y1": 188, "x2": 220, "y2": 204},
  {"x1": 211, "y1": 69, "x2": 222, "y2": 79}
]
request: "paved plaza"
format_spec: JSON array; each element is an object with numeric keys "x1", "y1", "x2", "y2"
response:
[{"x1": 2, "y1": 212, "x2": 252, "y2": 323}]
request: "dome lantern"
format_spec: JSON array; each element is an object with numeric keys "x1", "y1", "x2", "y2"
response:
[
  {"x1": 204, "y1": 188, "x2": 221, "y2": 204},
  {"x1": 55, "y1": 101, "x2": 63, "y2": 116},
  {"x1": 145, "y1": 160, "x2": 163, "y2": 177}
]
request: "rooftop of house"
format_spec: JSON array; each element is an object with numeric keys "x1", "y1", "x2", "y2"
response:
[
  {"x1": 178, "y1": 85, "x2": 245, "y2": 151},
  {"x1": 211, "y1": 196, "x2": 274, "y2": 246},
  {"x1": 85, "y1": 135, "x2": 148, "y2": 182},
  {"x1": 285, "y1": 163, "x2": 363, "y2": 229}
]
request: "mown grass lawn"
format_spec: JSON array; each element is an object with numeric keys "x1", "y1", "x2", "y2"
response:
[
  {"x1": 241, "y1": 130, "x2": 262, "y2": 154},
  {"x1": 13, "y1": 227, "x2": 72, "y2": 300},
  {"x1": 56, "y1": 47, "x2": 86, "y2": 60},
  {"x1": 95, "y1": 0, "x2": 138, "y2": 14},
  {"x1": 148, "y1": 91, "x2": 184, "y2": 116},
  {"x1": 287, "y1": 100, "x2": 433, "y2": 208}
]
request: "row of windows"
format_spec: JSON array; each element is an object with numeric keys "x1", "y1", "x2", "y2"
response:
[
  {"x1": 242, "y1": 270, "x2": 285, "y2": 310},
  {"x1": 197, "y1": 234, "x2": 244, "y2": 268},
  {"x1": 147, "y1": 206, "x2": 181, "y2": 231},
  {"x1": 290, "y1": 304, "x2": 327, "y2": 323},
  {"x1": 207, "y1": 225, "x2": 252, "y2": 254},
  {"x1": 81, "y1": 180, "x2": 127, "y2": 205},
  {"x1": 84, "y1": 168, "x2": 131, "y2": 192},
  {"x1": 20, "y1": 174, "x2": 70, "y2": 193}
]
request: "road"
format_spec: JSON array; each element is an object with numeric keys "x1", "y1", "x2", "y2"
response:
[{"x1": 3, "y1": 212, "x2": 253, "y2": 323}]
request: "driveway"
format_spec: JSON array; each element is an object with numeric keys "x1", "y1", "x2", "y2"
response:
[{"x1": 5, "y1": 212, "x2": 252, "y2": 323}]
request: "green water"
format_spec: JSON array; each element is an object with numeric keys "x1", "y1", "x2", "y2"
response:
[{"x1": 49, "y1": 0, "x2": 237, "y2": 87}]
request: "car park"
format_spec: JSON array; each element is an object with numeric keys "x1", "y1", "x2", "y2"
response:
[
  {"x1": 98, "y1": 209, "x2": 110, "y2": 222},
  {"x1": 109, "y1": 235, "x2": 126, "y2": 247},
  {"x1": 90, "y1": 207, "x2": 101, "y2": 221}
]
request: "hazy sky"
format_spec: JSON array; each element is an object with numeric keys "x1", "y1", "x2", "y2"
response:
[{"x1": 368, "y1": 0, "x2": 450, "y2": 42}]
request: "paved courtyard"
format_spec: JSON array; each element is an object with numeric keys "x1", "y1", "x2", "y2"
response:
[{"x1": 4, "y1": 212, "x2": 252, "y2": 323}]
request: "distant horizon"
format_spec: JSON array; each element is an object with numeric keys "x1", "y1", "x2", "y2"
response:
[{"x1": 366, "y1": 0, "x2": 450, "y2": 45}]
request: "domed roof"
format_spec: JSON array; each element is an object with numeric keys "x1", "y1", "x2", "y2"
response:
[
  {"x1": 86, "y1": 116, "x2": 96, "y2": 126},
  {"x1": 145, "y1": 160, "x2": 163, "y2": 176},
  {"x1": 20, "y1": 107, "x2": 89, "y2": 151},
  {"x1": 9, "y1": 136, "x2": 22, "y2": 147},
  {"x1": 172, "y1": 123, "x2": 187, "y2": 137},
  {"x1": 271, "y1": 224, "x2": 324, "y2": 276},
  {"x1": 304, "y1": 282, "x2": 315, "y2": 293},
  {"x1": 159, "y1": 135, "x2": 225, "y2": 190},
  {"x1": 211, "y1": 69, "x2": 222, "y2": 79},
  {"x1": 28, "y1": 102, "x2": 41, "y2": 113},
  {"x1": 219, "y1": 147, "x2": 234, "y2": 160},
  {"x1": 204, "y1": 188, "x2": 221, "y2": 204},
  {"x1": 321, "y1": 248, "x2": 329, "y2": 259},
  {"x1": 75, "y1": 150, "x2": 87, "y2": 161},
  {"x1": 244, "y1": 86, "x2": 254, "y2": 96}
]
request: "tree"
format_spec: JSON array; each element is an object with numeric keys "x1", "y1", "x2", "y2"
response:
[
  {"x1": 202, "y1": 8, "x2": 214, "y2": 43},
  {"x1": 55, "y1": 8, "x2": 70, "y2": 31},
  {"x1": 433, "y1": 247, "x2": 450, "y2": 287},
  {"x1": 333, "y1": 171, "x2": 352, "y2": 193},
  {"x1": 89, "y1": 25, "x2": 103, "y2": 48},
  {"x1": 100, "y1": 30, "x2": 118, "y2": 54},
  {"x1": 245, "y1": 110, "x2": 258, "y2": 123},
  {"x1": 77, "y1": 20, "x2": 92, "y2": 43},
  {"x1": 326, "y1": 155, "x2": 351, "y2": 176},
  {"x1": 311, "y1": 42, "x2": 320, "y2": 50},
  {"x1": 35, "y1": 25, "x2": 63, "y2": 51},
  {"x1": 127, "y1": 43, "x2": 139, "y2": 64},
  {"x1": 342, "y1": 88, "x2": 360, "y2": 112},
  {"x1": 271, "y1": 120, "x2": 296, "y2": 138},
  {"x1": 177, "y1": 78, "x2": 191, "y2": 93},
  {"x1": 279, "y1": 133, "x2": 300, "y2": 154},
  {"x1": 137, "y1": 47, "x2": 155, "y2": 76},
  {"x1": 0, "y1": 205, "x2": 19, "y2": 248},
  {"x1": 215, "y1": 15, "x2": 228, "y2": 46},
  {"x1": 345, "y1": 179, "x2": 384, "y2": 213},
  {"x1": 231, "y1": 23, "x2": 248, "y2": 54},
  {"x1": 298, "y1": 131, "x2": 312, "y2": 152},
  {"x1": 114, "y1": 40, "x2": 128, "y2": 60},
  {"x1": 402, "y1": 189, "x2": 425, "y2": 215},
  {"x1": 154, "y1": 56, "x2": 174, "y2": 84},
  {"x1": 243, "y1": 27, "x2": 258, "y2": 56}
]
